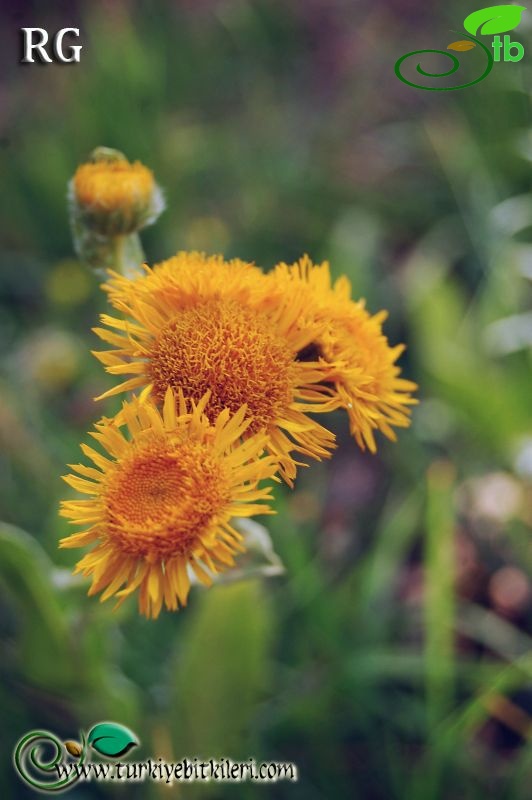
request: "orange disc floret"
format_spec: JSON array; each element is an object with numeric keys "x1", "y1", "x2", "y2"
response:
[
  {"x1": 60, "y1": 388, "x2": 277, "y2": 618},
  {"x1": 148, "y1": 298, "x2": 294, "y2": 433}
]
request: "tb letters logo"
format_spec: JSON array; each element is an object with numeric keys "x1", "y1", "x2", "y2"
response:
[{"x1": 395, "y1": 4, "x2": 525, "y2": 90}]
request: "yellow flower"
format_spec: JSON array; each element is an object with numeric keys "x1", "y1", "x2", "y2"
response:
[
  {"x1": 93, "y1": 252, "x2": 338, "y2": 484},
  {"x1": 71, "y1": 150, "x2": 163, "y2": 236},
  {"x1": 60, "y1": 389, "x2": 276, "y2": 618},
  {"x1": 270, "y1": 256, "x2": 417, "y2": 452}
]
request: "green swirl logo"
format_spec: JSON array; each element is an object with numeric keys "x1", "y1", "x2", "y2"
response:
[
  {"x1": 13, "y1": 722, "x2": 138, "y2": 793},
  {"x1": 14, "y1": 730, "x2": 87, "y2": 792},
  {"x1": 395, "y1": 4, "x2": 526, "y2": 91}
]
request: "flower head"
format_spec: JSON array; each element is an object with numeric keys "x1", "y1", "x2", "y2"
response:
[
  {"x1": 93, "y1": 252, "x2": 337, "y2": 484},
  {"x1": 270, "y1": 256, "x2": 417, "y2": 452},
  {"x1": 70, "y1": 148, "x2": 164, "y2": 236},
  {"x1": 60, "y1": 389, "x2": 277, "y2": 618}
]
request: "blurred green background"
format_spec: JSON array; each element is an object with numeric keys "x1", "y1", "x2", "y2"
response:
[{"x1": 1, "y1": 1, "x2": 532, "y2": 798}]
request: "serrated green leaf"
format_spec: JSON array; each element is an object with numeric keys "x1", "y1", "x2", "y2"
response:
[
  {"x1": 464, "y1": 5, "x2": 526, "y2": 36},
  {"x1": 87, "y1": 722, "x2": 138, "y2": 758}
]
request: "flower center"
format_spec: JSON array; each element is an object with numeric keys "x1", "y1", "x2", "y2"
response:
[
  {"x1": 103, "y1": 440, "x2": 230, "y2": 560},
  {"x1": 148, "y1": 299, "x2": 294, "y2": 432}
]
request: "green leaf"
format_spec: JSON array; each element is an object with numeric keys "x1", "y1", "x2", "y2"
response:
[
  {"x1": 464, "y1": 5, "x2": 526, "y2": 36},
  {"x1": 170, "y1": 581, "x2": 274, "y2": 761},
  {"x1": 0, "y1": 524, "x2": 74, "y2": 689},
  {"x1": 424, "y1": 463, "x2": 456, "y2": 732},
  {"x1": 87, "y1": 722, "x2": 138, "y2": 758}
]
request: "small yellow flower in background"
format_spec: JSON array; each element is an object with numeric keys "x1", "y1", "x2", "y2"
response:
[
  {"x1": 46, "y1": 259, "x2": 93, "y2": 307},
  {"x1": 270, "y1": 256, "x2": 417, "y2": 452},
  {"x1": 92, "y1": 251, "x2": 338, "y2": 485},
  {"x1": 60, "y1": 388, "x2": 277, "y2": 619},
  {"x1": 71, "y1": 148, "x2": 163, "y2": 236},
  {"x1": 16, "y1": 328, "x2": 82, "y2": 394}
]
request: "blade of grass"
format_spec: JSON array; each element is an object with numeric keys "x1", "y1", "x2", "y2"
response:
[
  {"x1": 422, "y1": 460, "x2": 456, "y2": 796},
  {"x1": 425, "y1": 461, "x2": 456, "y2": 729}
]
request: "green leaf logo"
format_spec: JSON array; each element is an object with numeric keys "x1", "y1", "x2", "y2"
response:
[
  {"x1": 464, "y1": 4, "x2": 526, "y2": 36},
  {"x1": 87, "y1": 723, "x2": 138, "y2": 758}
]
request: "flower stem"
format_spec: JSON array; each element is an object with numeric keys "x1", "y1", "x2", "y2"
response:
[{"x1": 111, "y1": 233, "x2": 145, "y2": 277}]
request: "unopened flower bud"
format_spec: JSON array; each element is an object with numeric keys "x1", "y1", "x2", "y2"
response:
[
  {"x1": 70, "y1": 147, "x2": 163, "y2": 236},
  {"x1": 68, "y1": 147, "x2": 164, "y2": 274}
]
